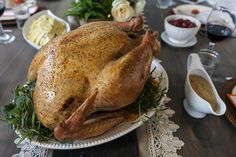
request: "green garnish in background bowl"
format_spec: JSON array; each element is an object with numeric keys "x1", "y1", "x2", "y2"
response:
[{"x1": 65, "y1": 0, "x2": 114, "y2": 21}]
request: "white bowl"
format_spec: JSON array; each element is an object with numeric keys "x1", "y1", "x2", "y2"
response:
[
  {"x1": 164, "y1": 15, "x2": 201, "y2": 44},
  {"x1": 22, "y1": 10, "x2": 71, "y2": 50}
]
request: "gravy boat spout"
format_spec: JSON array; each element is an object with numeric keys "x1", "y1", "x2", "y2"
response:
[{"x1": 183, "y1": 53, "x2": 226, "y2": 118}]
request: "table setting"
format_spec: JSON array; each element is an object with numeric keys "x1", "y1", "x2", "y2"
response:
[{"x1": 0, "y1": 0, "x2": 236, "y2": 157}]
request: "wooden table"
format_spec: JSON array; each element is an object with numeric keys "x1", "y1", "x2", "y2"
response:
[{"x1": 1, "y1": 0, "x2": 236, "y2": 156}]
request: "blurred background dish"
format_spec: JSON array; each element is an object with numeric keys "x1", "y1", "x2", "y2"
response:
[
  {"x1": 0, "y1": 4, "x2": 38, "y2": 21},
  {"x1": 173, "y1": 4, "x2": 212, "y2": 24},
  {"x1": 177, "y1": 0, "x2": 205, "y2": 4},
  {"x1": 22, "y1": 10, "x2": 70, "y2": 50}
]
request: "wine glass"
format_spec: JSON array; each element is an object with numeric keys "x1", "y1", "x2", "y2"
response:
[
  {"x1": 200, "y1": 2, "x2": 236, "y2": 79},
  {"x1": 0, "y1": 0, "x2": 15, "y2": 44},
  {"x1": 206, "y1": 3, "x2": 236, "y2": 50}
]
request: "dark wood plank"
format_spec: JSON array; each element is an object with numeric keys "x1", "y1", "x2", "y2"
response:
[
  {"x1": 1, "y1": 0, "x2": 236, "y2": 157},
  {"x1": 53, "y1": 132, "x2": 139, "y2": 157}
]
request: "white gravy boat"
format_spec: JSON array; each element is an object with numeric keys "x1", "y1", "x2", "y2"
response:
[{"x1": 183, "y1": 53, "x2": 226, "y2": 118}]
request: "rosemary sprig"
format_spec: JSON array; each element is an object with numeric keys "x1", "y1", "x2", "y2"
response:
[
  {"x1": 1, "y1": 81, "x2": 55, "y2": 143},
  {"x1": 130, "y1": 68, "x2": 167, "y2": 120}
]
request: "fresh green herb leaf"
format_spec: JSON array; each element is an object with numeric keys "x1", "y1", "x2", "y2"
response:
[
  {"x1": 84, "y1": 11, "x2": 105, "y2": 21},
  {"x1": 1, "y1": 81, "x2": 55, "y2": 143},
  {"x1": 131, "y1": 68, "x2": 167, "y2": 119},
  {"x1": 65, "y1": 0, "x2": 113, "y2": 21}
]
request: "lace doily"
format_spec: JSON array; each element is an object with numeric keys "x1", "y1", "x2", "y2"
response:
[
  {"x1": 12, "y1": 97, "x2": 183, "y2": 157},
  {"x1": 137, "y1": 97, "x2": 184, "y2": 157},
  {"x1": 12, "y1": 139, "x2": 52, "y2": 157}
]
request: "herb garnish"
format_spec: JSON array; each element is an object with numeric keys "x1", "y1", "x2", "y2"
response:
[
  {"x1": 1, "y1": 81, "x2": 55, "y2": 143},
  {"x1": 1, "y1": 69, "x2": 166, "y2": 143},
  {"x1": 130, "y1": 68, "x2": 167, "y2": 120}
]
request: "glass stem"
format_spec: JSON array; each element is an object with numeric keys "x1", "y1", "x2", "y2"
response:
[
  {"x1": 209, "y1": 42, "x2": 215, "y2": 50},
  {"x1": 0, "y1": 22, "x2": 4, "y2": 36}
]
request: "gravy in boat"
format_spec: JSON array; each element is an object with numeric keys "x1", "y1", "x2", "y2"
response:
[{"x1": 189, "y1": 74, "x2": 218, "y2": 112}]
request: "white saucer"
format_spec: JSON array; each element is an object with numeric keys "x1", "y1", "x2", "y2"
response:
[{"x1": 161, "y1": 32, "x2": 197, "y2": 48}]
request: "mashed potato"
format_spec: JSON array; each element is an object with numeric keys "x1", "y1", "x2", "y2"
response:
[{"x1": 27, "y1": 15, "x2": 66, "y2": 47}]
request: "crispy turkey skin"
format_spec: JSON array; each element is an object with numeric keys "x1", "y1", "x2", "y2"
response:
[{"x1": 28, "y1": 17, "x2": 160, "y2": 140}]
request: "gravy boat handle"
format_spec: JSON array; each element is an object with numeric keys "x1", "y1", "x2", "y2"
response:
[{"x1": 187, "y1": 53, "x2": 205, "y2": 72}]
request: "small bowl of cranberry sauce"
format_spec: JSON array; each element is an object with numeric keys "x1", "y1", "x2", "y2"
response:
[{"x1": 164, "y1": 15, "x2": 201, "y2": 44}]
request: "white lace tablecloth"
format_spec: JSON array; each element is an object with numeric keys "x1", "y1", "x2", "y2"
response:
[
  {"x1": 12, "y1": 138, "x2": 53, "y2": 157},
  {"x1": 137, "y1": 97, "x2": 184, "y2": 157}
]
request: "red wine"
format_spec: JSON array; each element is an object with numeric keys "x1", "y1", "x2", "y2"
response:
[
  {"x1": 0, "y1": 3, "x2": 5, "y2": 16},
  {"x1": 206, "y1": 24, "x2": 233, "y2": 42}
]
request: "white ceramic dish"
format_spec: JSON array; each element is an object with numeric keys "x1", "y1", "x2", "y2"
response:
[
  {"x1": 22, "y1": 10, "x2": 71, "y2": 50},
  {"x1": 184, "y1": 53, "x2": 226, "y2": 118},
  {"x1": 20, "y1": 59, "x2": 168, "y2": 150},
  {"x1": 164, "y1": 14, "x2": 201, "y2": 44},
  {"x1": 177, "y1": 0, "x2": 205, "y2": 4},
  {"x1": 161, "y1": 31, "x2": 197, "y2": 47},
  {"x1": 173, "y1": 4, "x2": 212, "y2": 24}
]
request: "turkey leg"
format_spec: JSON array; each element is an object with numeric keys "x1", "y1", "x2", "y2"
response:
[
  {"x1": 93, "y1": 30, "x2": 159, "y2": 111},
  {"x1": 54, "y1": 91, "x2": 124, "y2": 140}
]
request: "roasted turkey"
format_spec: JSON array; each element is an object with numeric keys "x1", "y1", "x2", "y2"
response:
[{"x1": 28, "y1": 17, "x2": 160, "y2": 140}]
